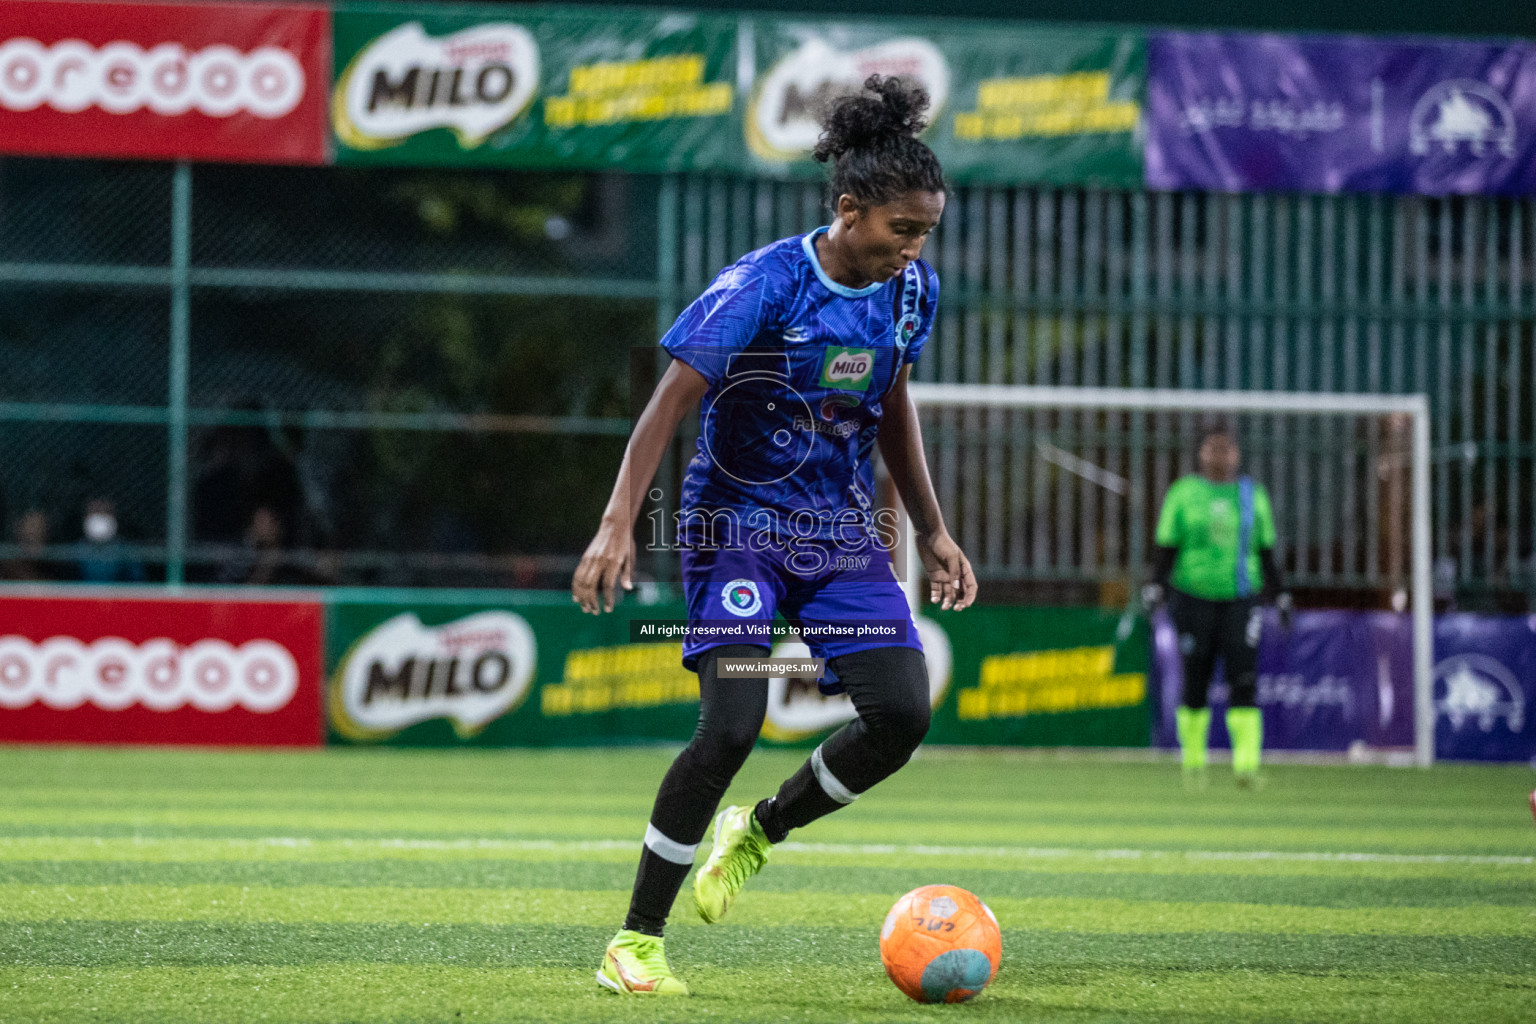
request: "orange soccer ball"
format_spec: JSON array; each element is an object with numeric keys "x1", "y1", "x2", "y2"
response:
[{"x1": 879, "y1": 884, "x2": 1001, "y2": 1003}]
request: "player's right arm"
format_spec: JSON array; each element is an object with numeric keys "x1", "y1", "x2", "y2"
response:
[
  {"x1": 572, "y1": 358, "x2": 710, "y2": 614},
  {"x1": 574, "y1": 261, "x2": 774, "y2": 613}
]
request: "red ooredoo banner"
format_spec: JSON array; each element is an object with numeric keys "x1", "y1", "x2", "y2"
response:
[
  {"x1": 0, "y1": 0, "x2": 329, "y2": 163},
  {"x1": 0, "y1": 594, "x2": 324, "y2": 746}
]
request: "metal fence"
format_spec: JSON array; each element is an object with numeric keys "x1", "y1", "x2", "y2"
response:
[
  {"x1": 2, "y1": 158, "x2": 1533, "y2": 604},
  {"x1": 0, "y1": 158, "x2": 655, "y2": 588},
  {"x1": 665, "y1": 176, "x2": 1536, "y2": 605}
]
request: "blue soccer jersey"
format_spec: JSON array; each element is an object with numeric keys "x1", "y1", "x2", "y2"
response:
[{"x1": 661, "y1": 227, "x2": 938, "y2": 544}]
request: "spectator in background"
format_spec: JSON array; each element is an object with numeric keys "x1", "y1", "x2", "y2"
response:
[
  {"x1": 1, "y1": 508, "x2": 62, "y2": 581},
  {"x1": 192, "y1": 409, "x2": 306, "y2": 580},
  {"x1": 219, "y1": 505, "x2": 332, "y2": 586},
  {"x1": 75, "y1": 497, "x2": 145, "y2": 584}
]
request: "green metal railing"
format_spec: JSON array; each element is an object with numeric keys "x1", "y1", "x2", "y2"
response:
[{"x1": 0, "y1": 159, "x2": 650, "y2": 587}]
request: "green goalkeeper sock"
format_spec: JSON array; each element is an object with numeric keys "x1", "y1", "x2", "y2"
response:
[
  {"x1": 1175, "y1": 706, "x2": 1211, "y2": 770},
  {"x1": 1227, "y1": 707, "x2": 1263, "y2": 777}
]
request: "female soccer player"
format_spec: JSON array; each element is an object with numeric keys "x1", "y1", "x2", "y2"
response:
[
  {"x1": 572, "y1": 76, "x2": 976, "y2": 996},
  {"x1": 1146, "y1": 424, "x2": 1291, "y2": 787}
]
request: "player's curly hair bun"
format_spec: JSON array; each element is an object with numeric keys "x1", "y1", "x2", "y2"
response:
[
  {"x1": 814, "y1": 75, "x2": 946, "y2": 207},
  {"x1": 813, "y1": 75, "x2": 929, "y2": 162}
]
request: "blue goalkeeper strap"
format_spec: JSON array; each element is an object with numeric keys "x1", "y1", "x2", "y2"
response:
[{"x1": 1235, "y1": 475, "x2": 1255, "y2": 598}]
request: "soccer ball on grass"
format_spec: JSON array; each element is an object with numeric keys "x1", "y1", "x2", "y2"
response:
[{"x1": 879, "y1": 884, "x2": 1001, "y2": 1003}]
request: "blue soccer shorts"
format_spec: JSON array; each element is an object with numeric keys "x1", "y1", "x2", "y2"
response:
[{"x1": 678, "y1": 532, "x2": 922, "y2": 673}]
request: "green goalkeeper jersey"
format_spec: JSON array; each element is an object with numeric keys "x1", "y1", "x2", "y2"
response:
[{"x1": 1155, "y1": 475, "x2": 1275, "y2": 601}]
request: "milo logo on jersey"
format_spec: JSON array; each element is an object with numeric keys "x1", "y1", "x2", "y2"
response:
[
  {"x1": 334, "y1": 22, "x2": 540, "y2": 150},
  {"x1": 330, "y1": 610, "x2": 537, "y2": 740},
  {"x1": 748, "y1": 36, "x2": 949, "y2": 161},
  {"x1": 820, "y1": 347, "x2": 875, "y2": 391}
]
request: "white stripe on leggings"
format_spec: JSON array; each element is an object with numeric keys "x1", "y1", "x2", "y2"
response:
[
  {"x1": 811, "y1": 745, "x2": 858, "y2": 805},
  {"x1": 643, "y1": 824, "x2": 699, "y2": 865}
]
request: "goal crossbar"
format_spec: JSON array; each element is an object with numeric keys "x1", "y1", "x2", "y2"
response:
[{"x1": 901, "y1": 384, "x2": 1435, "y2": 768}]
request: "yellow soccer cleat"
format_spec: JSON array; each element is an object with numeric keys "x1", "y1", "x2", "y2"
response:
[
  {"x1": 692, "y1": 804, "x2": 771, "y2": 924},
  {"x1": 595, "y1": 929, "x2": 690, "y2": 996}
]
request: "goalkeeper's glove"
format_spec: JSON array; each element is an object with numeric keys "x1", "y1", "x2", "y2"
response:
[{"x1": 1275, "y1": 592, "x2": 1295, "y2": 632}]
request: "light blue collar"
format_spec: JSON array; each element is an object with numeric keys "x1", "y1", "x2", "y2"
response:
[{"x1": 802, "y1": 226, "x2": 885, "y2": 299}]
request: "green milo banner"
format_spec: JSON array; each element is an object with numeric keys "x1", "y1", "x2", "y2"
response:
[
  {"x1": 331, "y1": 3, "x2": 739, "y2": 170},
  {"x1": 326, "y1": 598, "x2": 702, "y2": 745},
  {"x1": 329, "y1": 3, "x2": 1144, "y2": 186},
  {"x1": 746, "y1": 20, "x2": 1144, "y2": 186},
  {"x1": 324, "y1": 598, "x2": 1150, "y2": 748},
  {"x1": 925, "y1": 605, "x2": 1150, "y2": 747}
]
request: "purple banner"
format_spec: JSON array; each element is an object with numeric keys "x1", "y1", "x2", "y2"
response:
[
  {"x1": 1153, "y1": 609, "x2": 1536, "y2": 762},
  {"x1": 1434, "y1": 614, "x2": 1535, "y2": 762},
  {"x1": 1147, "y1": 33, "x2": 1536, "y2": 196}
]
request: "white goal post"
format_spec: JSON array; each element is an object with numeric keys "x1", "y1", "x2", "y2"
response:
[{"x1": 901, "y1": 384, "x2": 1435, "y2": 768}]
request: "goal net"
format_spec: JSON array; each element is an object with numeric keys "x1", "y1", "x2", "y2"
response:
[{"x1": 898, "y1": 384, "x2": 1435, "y2": 766}]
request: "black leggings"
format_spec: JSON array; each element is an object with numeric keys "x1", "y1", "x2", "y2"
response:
[
  {"x1": 1167, "y1": 590, "x2": 1259, "y2": 708},
  {"x1": 651, "y1": 643, "x2": 931, "y2": 844},
  {"x1": 622, "y1": 642, "x2": 930, "y2": 935}
]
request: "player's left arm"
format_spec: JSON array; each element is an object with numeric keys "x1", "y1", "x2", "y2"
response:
[
  {"x1": 1255, "y1": 486, "x2": 1293, "y2": 626},
  {"x1": 877, "y1": 363, "x2": 977, "y2": 611}
]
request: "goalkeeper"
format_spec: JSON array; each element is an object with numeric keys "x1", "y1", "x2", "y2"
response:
[{"x1": 1145, "y1": 424, "x2": 1291, "y2": 786}]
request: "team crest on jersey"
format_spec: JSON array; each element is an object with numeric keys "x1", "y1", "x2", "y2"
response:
[
  {"x1": 721, "y1": 579, "x2": 763, "y2": 617},
  {"x1": 819, "y1": 347, "x2": 874, "y2": 391},
  {"x1": 893, "y1": 263, "x2": 926, "y2": 355}
]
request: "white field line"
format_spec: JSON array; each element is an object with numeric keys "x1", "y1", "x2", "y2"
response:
[{"x1": 2, "y1": 835, "x2": 1530, "y2": 867}]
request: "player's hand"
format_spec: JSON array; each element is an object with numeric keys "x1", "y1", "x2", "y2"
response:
[
  {"x1": 572, "y1": 519, "x2": 634, "y2": 614},
  {"x1": 1276, "y1": 592, "x2": 1295, "y2": 632},
  {"x1": 918, "y1": 531, "x2": 977, "y2": 611}
]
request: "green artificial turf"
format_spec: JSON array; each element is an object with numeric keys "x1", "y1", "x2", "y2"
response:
[{"x1": 0, "y1": 745, "x2": 1532, "y2": 1023}]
